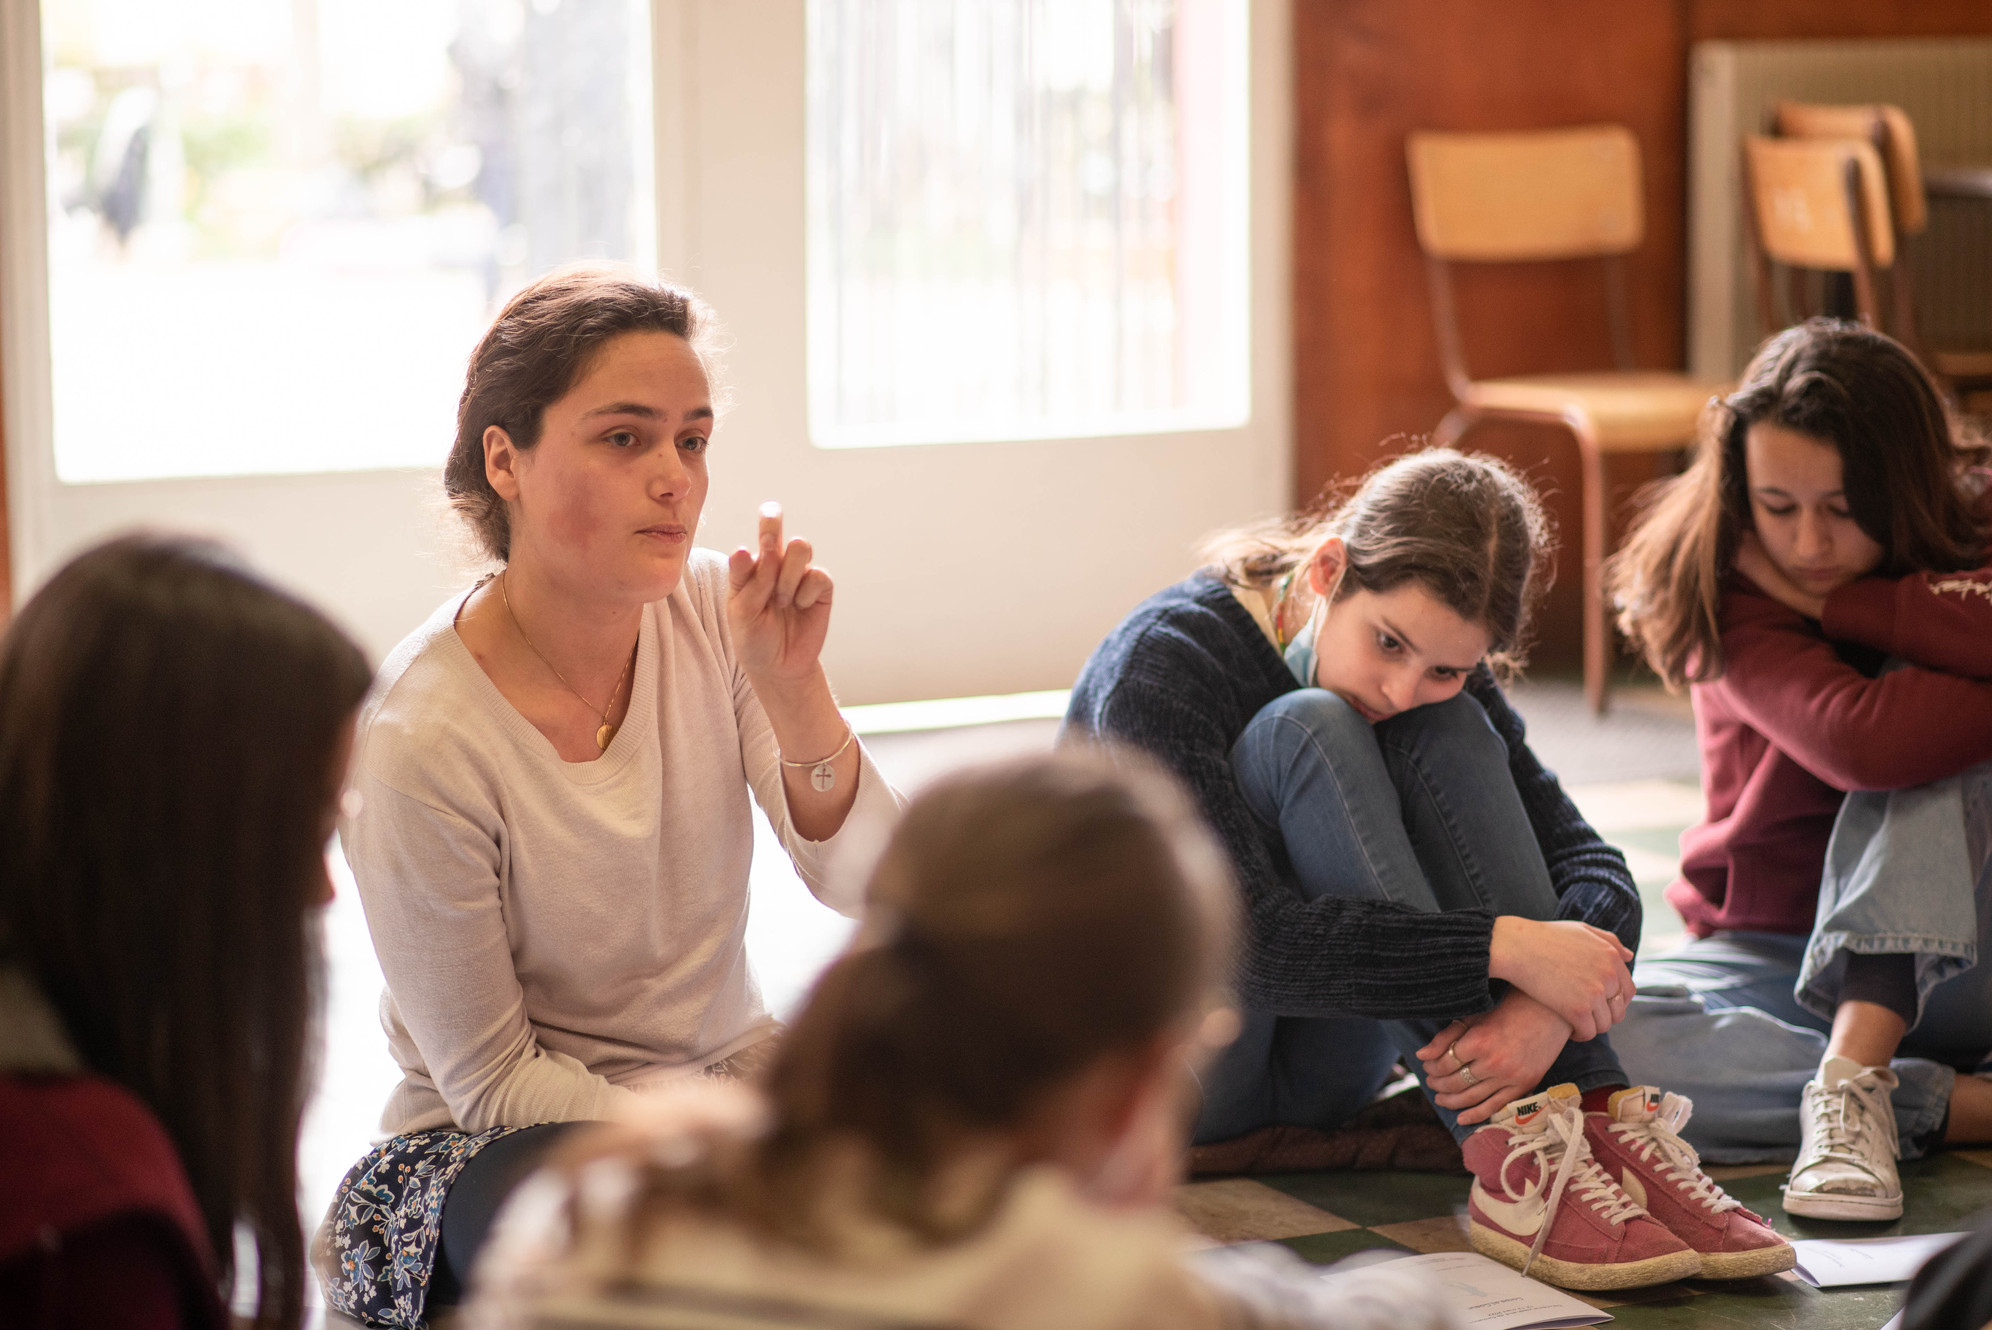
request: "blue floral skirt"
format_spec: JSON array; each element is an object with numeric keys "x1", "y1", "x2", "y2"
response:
[{"x1": 316, "y1": 1125, "x2": 527, "y2": 1328}]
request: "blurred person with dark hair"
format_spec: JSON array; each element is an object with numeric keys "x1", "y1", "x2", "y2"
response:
[
  {"x1": 1899, "y1": 1208, "x2": 1992, "y2": 1329},
  {"x1": 0, "y1": 535, "x2": 373, "y2": 1330}
]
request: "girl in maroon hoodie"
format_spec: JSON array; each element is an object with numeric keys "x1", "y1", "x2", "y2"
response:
[
  {"x1": 1608, "y1": 319, "x2": 1992, "y2": 1221},
  {"x1": 0, "y1": 536, "x2": 371, "y2": 1328}
]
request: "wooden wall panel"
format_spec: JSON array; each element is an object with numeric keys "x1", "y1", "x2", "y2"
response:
[
  {"x1": 1293, "y1": 0, "x2": 1687, "y2": 667},
  {"x1": 1293, "y1": 0, "x2": 1992, "y2": 668},
  {"x1": 1689, "y1": 1, "x2": 1992, "y2": 43}
]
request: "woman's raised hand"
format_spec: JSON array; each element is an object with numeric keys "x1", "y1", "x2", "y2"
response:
[
  {"x1": 1416, "y1": 993, "x2": 1572, "y2": 1124},
  {"x1": 1487, "y1": 916, "x2": 1635, "y2": 1041},
  {"x1": 727, "y1": 502, "x2": 834, "y2": 685}
]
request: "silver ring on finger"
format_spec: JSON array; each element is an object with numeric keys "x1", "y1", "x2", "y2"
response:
[{"x1": 1458, "y1": 1063, "x2": 1479, "y2": 1088}]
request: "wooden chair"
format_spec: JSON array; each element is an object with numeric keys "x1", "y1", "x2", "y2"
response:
[
  {"x1": 1772, "y1": 101, "x2": 1992, "y2": 393},
  {"x1": 1741, "y1": 134, "x2": 1896, "y2": 332},
  {"x1": 1405, "y1": 124, "x2": 1726, "y2": 715}
]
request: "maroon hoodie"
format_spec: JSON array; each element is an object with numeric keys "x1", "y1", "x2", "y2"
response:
[
  {"x1": 1670, "y1": 558, "x2": 1992, "y2": 937},
  {"x1": 0, "y1": 1073, "x2": 227, "y2": 1330}
]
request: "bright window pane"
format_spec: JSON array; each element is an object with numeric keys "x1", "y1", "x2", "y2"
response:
[
  {"x1": 42, "y1": 0, "x2": 654, "y2": 483},
  {"x1": 806, "y1": 0, "x2": 1250, "y2": 449}
]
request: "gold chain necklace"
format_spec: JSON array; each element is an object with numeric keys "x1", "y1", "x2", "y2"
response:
[{"x1": 499, "y1": 572, "x2": 636, "y2": 751}]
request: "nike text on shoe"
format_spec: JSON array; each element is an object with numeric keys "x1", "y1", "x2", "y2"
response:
[
  {"x1": 1463, "y1": 1084, "x2": 1701, "y2": 1291},
  {"x1": 1783, "y1": 1056, "x2": 1904, "y2": 1221},
  {"x1": 1586, "y1": 1087, "x2": 1794, "y2": 1279}
]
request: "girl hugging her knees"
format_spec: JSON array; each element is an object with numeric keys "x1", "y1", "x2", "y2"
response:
[
  {"x1": 468, "y1": 751, "x2": 1459, "y2": 1330},
  {"x1": 1609, "y1": 318, "x2": 1992, "y2": 1222},
  {"x1": 1066, "y1": 447, "x2": 1794, "y2": 1291}
]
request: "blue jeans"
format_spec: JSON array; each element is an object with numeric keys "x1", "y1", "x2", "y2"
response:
[
  {"x1": 1196, "y1": 688, "x2": 1626, "y2": 1145},
  {"x1": 1613, "y1": 761, "x2": 1992, "y2": 1163}
]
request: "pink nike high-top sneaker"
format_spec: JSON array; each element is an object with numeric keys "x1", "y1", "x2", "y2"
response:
[
  {"x1": 1584, "y1": 1086, "x2": 1794, "y2": 1279},
  {"x1": 1463, "y1": 1084, "x2": 1701, "y2": 1291}
]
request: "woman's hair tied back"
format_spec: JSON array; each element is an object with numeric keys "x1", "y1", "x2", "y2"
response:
[{"x1": 445, "y1": 263, "x2": 719, "y2": 563}]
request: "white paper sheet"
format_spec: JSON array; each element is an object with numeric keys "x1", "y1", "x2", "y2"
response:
[
  {"x1": 1320, "y1": 1251, "x2": 1610, "y2": 1329},
  {"x1": 1790, "y1": 1232, "x2": 1965, "y2": 1287}
]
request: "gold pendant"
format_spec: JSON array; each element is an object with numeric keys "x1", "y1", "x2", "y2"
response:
[
  {"x1": 810, "y1": 760, "x2": 837, "y2": 793},
  {"x1": 596, "y1": 723, "x2": 618, "y2": 751}
]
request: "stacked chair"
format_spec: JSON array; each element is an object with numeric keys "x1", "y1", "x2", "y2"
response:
[{"x1": 1749, "y1": 102, "x2": 1992, "y2": 404}]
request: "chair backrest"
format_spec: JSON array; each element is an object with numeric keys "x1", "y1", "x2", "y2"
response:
[
  {"x1": 1406, "y1": 124, "x2": 1644, "y2": 262},
  {"x1": 1774, "y1": 100, "x2": 1926, "y2": 237},
  {"x1": 1743, "y1": 134, "x2": 1896, "y2": 271}
]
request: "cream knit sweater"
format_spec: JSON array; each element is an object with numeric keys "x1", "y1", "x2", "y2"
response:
[
  {"x1": 465, "y1": 1087, "x2": 1460, "y2": 1330},
  {"x1": 345, "y1": 551, "x2": 900, "y2": 1136}
]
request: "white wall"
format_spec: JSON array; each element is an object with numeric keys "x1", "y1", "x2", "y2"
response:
[{"x1": 2, "y1": 0, "x2": 1292, "y2": 703}]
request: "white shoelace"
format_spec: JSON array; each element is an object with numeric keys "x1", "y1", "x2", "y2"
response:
[
  {"x1": 1799, "y1": 1073, "x2": 1899, "y2": 1176},
  {"x1": 1497, "y1": 1106, "x2": 1646, "y2": 1276},
  {"x1": 1607, "y1": 1117, "x2": 1740, "y2": 1215}
]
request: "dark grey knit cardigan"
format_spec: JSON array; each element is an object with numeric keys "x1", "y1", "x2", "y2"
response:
[{"x1": 1063, "y1": 571, "x2": 1641, "y2": 1021}]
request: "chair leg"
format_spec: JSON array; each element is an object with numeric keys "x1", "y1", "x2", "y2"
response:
[
  {"x1": 1434, "y1": 407, "x2": 1475, "y2": 448},
  {"x1": 1579, "y1": 436, "x2": 1609, "y2": 716}
]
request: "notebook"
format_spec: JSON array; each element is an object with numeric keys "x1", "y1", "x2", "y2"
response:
[{"x1": 1318, "y1": 1250, "x2": 1610, "y2": 1329}]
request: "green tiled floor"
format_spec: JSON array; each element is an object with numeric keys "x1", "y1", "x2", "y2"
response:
[{"x1": 1177, "y1": 1152, "x2": 1992, "y2": 1327}]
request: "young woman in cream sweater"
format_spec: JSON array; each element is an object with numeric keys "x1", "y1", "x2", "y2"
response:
[{"x1": 320, "y1": 265, "x2": 899, "y2": 1325}]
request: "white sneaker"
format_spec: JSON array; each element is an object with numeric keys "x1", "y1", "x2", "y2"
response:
[{"x1": 1782, "y1": 1055, "x2": 1904, "y2": 1221}]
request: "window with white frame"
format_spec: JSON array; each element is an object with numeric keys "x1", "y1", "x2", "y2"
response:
[
  {"x1": 40, "y1": 0, "x2": 654, "y2": 483},
  {"x1": 805, "y1": 0, "x2": 1250, "y2": 449}
]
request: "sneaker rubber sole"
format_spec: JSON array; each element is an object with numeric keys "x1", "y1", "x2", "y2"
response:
[
  {"x1": 1780, "y1": 1188, "x2": 1904, "y2": 1221},
  {"x1": 1468, "y1": 1222, "x2": 1703, "y2": 1290},
  {"x1": 1694, "y1": 1242, "x2": 1798, "y2": 1279}
]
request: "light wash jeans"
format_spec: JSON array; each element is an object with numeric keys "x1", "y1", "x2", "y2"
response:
[
  {"x1": 1613, "y1": 760, "x2": 1992, "y2": 1163},
  {"x1": 1195, "y1": 688, "x2": 1627, "y2": 1146}
]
